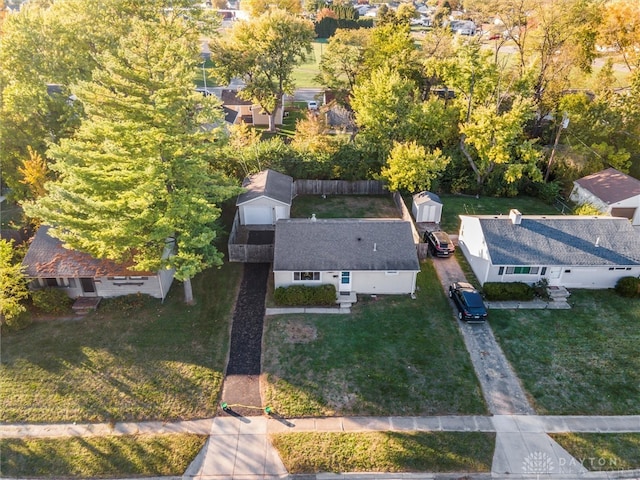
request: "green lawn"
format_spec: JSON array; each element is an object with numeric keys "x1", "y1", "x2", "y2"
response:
[
  {"x1": 262, "y1": 261, "x2": 486, "y2": 417},
  {"x1": 0, "y1": 434, "x2": 206, "y2": 477},
  {"x1": 291, "y1": 40, "x2": 325, "y2": 88},
  {"x1": 0, "y1": 262, "x2": 243, "y2": 423},
  {"x1": 291, "y1": 194, "x2": 400, "y2": 219},
  {"x1": 490, "y1": 289, "x2": 640, "y2": 415},
  {"x1": 271, "y1": 432, "x2": 495, "y2": 474},
  {"x1": 438, "y1": 194, "x2": 559, "y2": 233},
  {"x1": 551, "y1": 433, "x2": 640, "y2": 471}
]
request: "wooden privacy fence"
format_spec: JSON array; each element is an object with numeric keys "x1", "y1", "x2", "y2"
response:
[
  {"x1": 293, "y1": 179, "x2": 387, "y2": 196},
  {"x1": 227, "y1": 212, "x2": 275, "y2": 263}
]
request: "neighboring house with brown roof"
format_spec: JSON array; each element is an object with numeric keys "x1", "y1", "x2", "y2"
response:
[
  {"x1": 22, "y1": 226, "x2": 175, "y2": 300},
  {"x1": 236, "y1": 169, "x2": 293, "y2": 225},
  {"x1": 570, "y1": 168, "x2": 640, "y2": 225},
  {"x1": 218, "y1": 89, "x2": 284, "y2": 127}
]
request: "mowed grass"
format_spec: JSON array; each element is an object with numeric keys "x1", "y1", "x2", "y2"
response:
[
  {"x1": 0, "y1": 434, "x2": 206, "y2": 477},
  {"x1": 291, "y1": 40, "x2": 324, "y2": 88},
  {"x1": 262, "y1": 261, "x2": 486, "y2": 416},
  {"x1": 490, "y1": 290, "x2": 640, "y2": 415},
  {"x1": 0, "y1": 262, "x2": 243, "y2": 423},
  {"x1": 291, "y1": 194, "x2": 400, "y2": 219},
  {"x1": 551, "y1": 433, "x2": 640, "y2": 471},
  {"x1": 438, "y1": 194, "x2": 558, "y2": 233},
  {"x1": 271, "y1": 432, "x2": 495, "y2": 474}
]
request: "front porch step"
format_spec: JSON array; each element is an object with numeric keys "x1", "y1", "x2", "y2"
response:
[
  {"x1": 72, "y1": 296, "x2": 102, "y2": 314},
  {"x1": 547, "y1": 286, "x2": 570, "y2": 300},
  {"x1": 337, "y1": 292, "x2": 357, "y2": 308}
]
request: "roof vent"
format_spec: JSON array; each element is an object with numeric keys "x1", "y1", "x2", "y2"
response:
[
  {"x1": 509, "y1": 209, "x2": 522, "y2": 225},
  {"x1": 373, "y1": 242, "x2": 377, "y2": 252},
  {"x1": 595, "y1": 236, "x2": 600, "y2": 247},
  {"x1": 311, "y1": 213, "x2": 316, "y2": 222}
]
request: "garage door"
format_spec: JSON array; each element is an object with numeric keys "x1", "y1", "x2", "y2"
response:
[
  {"x1": 244, "y1": 206, "x2": 272, "y2": 225},
  {"x1": 611, "y1": 207, "x2": 636, "y2": 220}
]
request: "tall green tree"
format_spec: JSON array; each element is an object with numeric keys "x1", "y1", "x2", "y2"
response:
[
  {"x1": 25, "y1": 13, "x2": 240, "y2": 304},
  {"x1": 210, "y1": 9, "x2": 314, "y2": 132},
  {"x1": 381, "y1": 141, "x2": 450, "y2": 192},
  {"x1": 0, "y1": 239, "x2": 29, "y2": 331}
]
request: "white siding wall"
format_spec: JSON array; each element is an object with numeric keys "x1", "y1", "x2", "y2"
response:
[
  {"x1": 458, "y1": 216, "x2": 491, "y2": 284},
  {"x1": 274, "y1": 270, "x2": 417, "y2": 295},
  {"x1": 36, "y1": 275, "x2": 170, "y2": 299},
  {"x1": 239, "y1": 196, "x2": 289, "y2": 225},
  {"x1": 569, "y1": 185, "x2": 610, "y2": 212}
]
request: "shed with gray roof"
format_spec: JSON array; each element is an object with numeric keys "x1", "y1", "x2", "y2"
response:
[
  {"x1": 458, "y1": 210, "x2": 640, "y2": 288},
  {"x1": 236, "y1": 169, "x2": 293, "y2": 225},
  {"x1": 570, "y1": 168, "x2": 640, "y2": 225},
  {"x1": 273, "y1": 218, "x2": 420, "y2": 295},
  {"x1": 412, "y1": 191, "x2": 443, "y2": 223}
]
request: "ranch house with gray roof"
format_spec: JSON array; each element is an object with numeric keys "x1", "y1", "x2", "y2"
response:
[
  {"x1": 458, "y1": 210, "x2": 640, "y2": 288},
  {"x1": 273, "y1": 218, "x2": 420, "y2": 299}
]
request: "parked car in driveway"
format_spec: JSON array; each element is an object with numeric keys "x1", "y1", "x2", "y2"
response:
[
  {"x1": 424, "y1": 230, "x2": 455, "y2": 257},
  {"x1": 449, "y1": 282, "x2": 488, "y2": 322}
]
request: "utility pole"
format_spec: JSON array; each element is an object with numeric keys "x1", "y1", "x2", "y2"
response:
[{"x1": 544, "y1": 113, "x2": 569, "y2": 182}]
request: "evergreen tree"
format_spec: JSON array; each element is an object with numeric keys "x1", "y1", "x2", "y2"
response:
[{"x1": 26, "y1": 13, "x2": 240, "y2": 304}]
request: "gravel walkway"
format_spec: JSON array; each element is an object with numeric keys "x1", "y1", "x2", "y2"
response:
[{"x1": 226, "y1": 263, "x2": 270, "y2": 375}]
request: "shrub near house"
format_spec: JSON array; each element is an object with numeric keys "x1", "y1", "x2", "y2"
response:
[{"x1": 274, "y1": 284, "x2": 336, "y2": 306}]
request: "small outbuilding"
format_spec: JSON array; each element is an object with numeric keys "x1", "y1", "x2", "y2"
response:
[
  {"x1": 412, "y1": 191, "x2": 443, "y2": 223},
  {"x1": 236, "y1": 169, "x2": 293, "y2": 225}
]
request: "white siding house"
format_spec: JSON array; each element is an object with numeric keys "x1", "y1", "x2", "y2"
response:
[
  {"x1": 570, "y1": 168, "x2": 640, "y2": 225},
  {"x1": 23, "y1": 226, "x2": 174, "y2": 300},
  {"x1": 412, "y1": 191, "x2": 443, "y2": 223},
  {"x1": 458, "y1": 210, "x2": 640, "y2": 289},
  {"x1": 273, "y1": 219, "x2": 420, "y2": 296},
  {"x1": 236, "y1": 169, "x2": 293, "y2": 225}
]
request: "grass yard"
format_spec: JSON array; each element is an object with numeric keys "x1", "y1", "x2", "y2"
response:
[
  {"x1": 291, "y1": 41, "x2": 324, "y2": 88},
  {"x1": 438, "y1": 194, "x2": 559, "y2": 233},
  {"x1": 291, "y1": 194, "x2": 400, "y2": 219},
  {"x1": 0, "y1": 434, "x2": 206, "y2": 477},
  {"x1": 550, "y1": 433, "x2": 640, "y2": 471},
  {"x1": 490, "y1": 290, "x2": 640, "y2": 415},
  {"x1": 0, "y1": 262, "x2": 243, "y2": 423},
  {"x1": 271, "y1": 432, "x2": 495, "y2": 474},
  {"x1": 262, "y1": 261, "x2": 486, "y2": 417}
]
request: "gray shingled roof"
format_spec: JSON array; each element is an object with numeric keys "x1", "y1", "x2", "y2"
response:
[
  {"x1": 22, "y1": 226, "x2": 152, "y2": 277},
  {"x1": 273, "y1": 219, "x2": 420, "y2": 271},
  {"x1": 413, "y1": 191, "x2": 442, "y2": 205},
  {"x1": 575, "y1": 167, "x2": 640, "y2": 204},
  {"x1": 473, "y1": 215, "x2": 640, "y2": 266},
  {"x1": 236, "y1": 169, "x2": 293, "y2": 206}
]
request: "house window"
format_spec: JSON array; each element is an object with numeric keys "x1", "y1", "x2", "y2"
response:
[
  {"x1": 541, "y1": 267, "x2": 547, "y2": 275},
  {"x1": 107, "y1": 276, "x2": 126, "y2": 280},
  {"x1": 564, "y1": 269, "x2": 571, "y2": 273},
  {"x1": 68, "y1": 278, "x2": 76, "y2": 288},
  {"x1": 45, "y1": 278, "x2": 59, "y2": 287},
  {"x1": 128, "y1": 276, "x2": 148, "y2": 280},
  {"x1": 505, "y1": 267, "x2": 539, "y2": 275},
  {"x1": 293, "y1": 272, "x2": 320, "y2": 281},
  {"x1": 498, "y1": 267, "x2": 504, "y2": 275}
]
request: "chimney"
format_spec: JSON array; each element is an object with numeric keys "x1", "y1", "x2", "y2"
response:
[
  {"x1": 509, "y1": 209, "x2": 522, "y2": 225},
  {"x1": 311, "y1": 213, "x2": 316, "y2": 222}
]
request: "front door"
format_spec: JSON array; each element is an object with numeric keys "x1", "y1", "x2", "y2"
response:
[
  {"x1": 547, "y1": 267, "x2": 562, "y2": 286},
  {"x1": 340, "y1": 271, "x2": 351, "y2": 294},
  {"x1": 80, "y1": 277, "x2": 96, "y2": 295}
]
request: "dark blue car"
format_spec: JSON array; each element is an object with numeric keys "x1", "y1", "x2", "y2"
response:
[{"x1": 449, "y1": 282, "x2": 488, "y2": 322}]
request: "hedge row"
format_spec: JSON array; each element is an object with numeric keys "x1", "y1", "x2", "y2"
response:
[
  {"x1": 274, "y1": 284, "x2": 337, "y2": 306},
  {"x1": 483, "y1": 282, "x2": 535, "y2": 301},
  {"x1": 615, "y1": 277, "x2": 640, "y2": 298}
]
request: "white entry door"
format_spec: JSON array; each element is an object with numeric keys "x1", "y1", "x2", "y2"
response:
[
  {"x1": 547, "y1": 266, "x2": 562, "y2": 286},
  {"x1": 340, "y1": 271, "x2": 351, "y2": 294}
]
